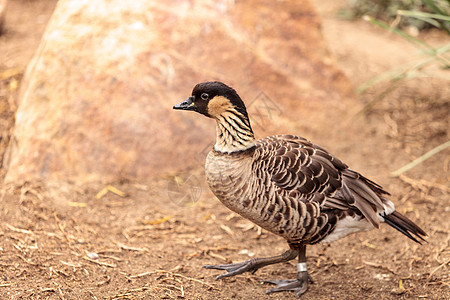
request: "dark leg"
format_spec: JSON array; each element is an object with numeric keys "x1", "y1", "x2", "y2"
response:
[
  {"x1": 263, "y1": 244, "x2": 313, "y2": 297},
  {"x1": 203, "y1": 249, "x2": 298, "y2": 279}
]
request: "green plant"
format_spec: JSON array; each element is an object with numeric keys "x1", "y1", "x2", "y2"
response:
[
  {"x1": 356, "y1": 2, "x2": 449, "y2": 115},
  {"x1": 355, "y1": 1, "x2": 450, "y2": 174},
  {"x1": 345, "y1": 0, "x2": 450, "y2": 31}
]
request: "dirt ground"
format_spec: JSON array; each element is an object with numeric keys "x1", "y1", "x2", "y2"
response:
[{"x1": 0, "y1": 0, "x2": 449, "y2": 299}]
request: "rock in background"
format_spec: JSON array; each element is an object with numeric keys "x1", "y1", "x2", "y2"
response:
[
  {"x1": 0, "y1": 0, "x2": 6, "y2": 35},
  {"x1": 4, "y1": 0, "x2": 356, "y2": 184}
]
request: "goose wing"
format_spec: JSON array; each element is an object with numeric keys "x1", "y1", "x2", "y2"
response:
[{"x1": 255, "y1": 135, "x2": 390, "y2": 228}]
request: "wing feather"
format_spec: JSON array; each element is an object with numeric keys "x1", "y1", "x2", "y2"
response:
[{"x1": 255, "y1": 135, "x2": 390, "y2": 228}]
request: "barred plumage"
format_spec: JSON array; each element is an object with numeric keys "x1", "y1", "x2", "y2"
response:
[{"x1": 174, "y1": 81, "x2": 426, "y2": 297}]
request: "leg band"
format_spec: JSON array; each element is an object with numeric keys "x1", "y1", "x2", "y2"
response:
[{"x1": 297, "y1": 262, "x2": 307, "y2": 272}]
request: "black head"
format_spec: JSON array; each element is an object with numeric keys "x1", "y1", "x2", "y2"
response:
[{"x1": 173, "y1": 81, "x2": 250, "y2": 120}]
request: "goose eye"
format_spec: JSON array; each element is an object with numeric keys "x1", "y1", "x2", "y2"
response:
[{"x1": 201, "y1": 93, "x2": 209, "y2": 100}]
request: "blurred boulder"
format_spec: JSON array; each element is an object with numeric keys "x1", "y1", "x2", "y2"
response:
[
  {"x1": 5, "y1": 0, "x2": 355, "y2": 184},
  {"x1": 0, "y1": 0, "x2": 6, "y2": 35}
]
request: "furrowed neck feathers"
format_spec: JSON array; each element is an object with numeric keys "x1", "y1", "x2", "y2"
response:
[{"x1": 214, "y1": 109, "x2": 255, "y2": 153}]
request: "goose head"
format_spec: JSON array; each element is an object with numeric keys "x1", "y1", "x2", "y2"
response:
[
  {"x1": 173, "y1": 81, "x2": 250, "y2": 120},
  {"x1": 174, "y1": 81, "x2": 255, "y2": 153}
]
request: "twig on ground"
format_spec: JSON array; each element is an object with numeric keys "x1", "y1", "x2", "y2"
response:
[
  {"x1": 0, "y1": 283, "x2": 15, "y2": 287},
  {"x1": 110, "y1": 286, "x2": 153, "y2": 299},
  {"x1": 96, "y1": 185, "x2": 126, "y2": 199},
  {"x1": 127, "y1": 271, "x2": 153, "y2": 279},
  {"x1": 5, "y1": 224, "x2": 34, "y2": 235},
  {"x1": 155, "y1": 269, "x2": 217, "y2": 290},
  {"x1": 83, "y1": 256, "x2": 116, "y2": 268},
  {"x1": 220, "y1": 224, "x2": 234, "y2": 236},
  {"x1": 398, "y1": 174, "x2": 450, "y2": 193},
  {"x1": 427, "y1": 259, "x2": 450, "y2": 282},
  {"x1": 208, "y1": 251, "x2": 229, "y2": 263},
  {"x1": 391, "y1": 140, "x2": 450, "y2": 176},
  {"x1": 363, "y1": 261, "x2": 399, "y2": 275},
  {"x1": 117, "y1": 242, "x2": 149, "y2": 252},
  {"x1": 60, "y1": 260, "x2": 81, "y2": 268}
]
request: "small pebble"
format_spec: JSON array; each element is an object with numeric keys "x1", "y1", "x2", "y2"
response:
[
  {"x1": 391, "y1": 287, "x2": 406, "y2": 295},
  {"x1": 87, "y1": 252, "x2": 99, "y2": 260}
]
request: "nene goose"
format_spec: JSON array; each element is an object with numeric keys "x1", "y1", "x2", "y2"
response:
[{"x1": 173, "y1": 81, "x2": 426, "y2": 297}]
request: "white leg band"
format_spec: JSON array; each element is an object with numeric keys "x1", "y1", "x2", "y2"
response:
[{"x1": 297, "y1": 262, "x2": 307, "y2": 272}]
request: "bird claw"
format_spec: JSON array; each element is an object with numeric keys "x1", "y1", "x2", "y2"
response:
[
  {"x1": 203, "y1": 259, "x2": 260, "y2": 279},
  {"x1": 263, "y1": 271, "x2": 313, "y2": 297}
]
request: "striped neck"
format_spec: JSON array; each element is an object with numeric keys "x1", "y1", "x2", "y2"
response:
[{"x1": 214, "y1": 110, "x2": 255, "y2": 153}]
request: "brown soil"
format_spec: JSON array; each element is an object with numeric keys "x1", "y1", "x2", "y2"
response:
[{"x1": 0, "y1": 1, "x2": 448, "y2": 299}]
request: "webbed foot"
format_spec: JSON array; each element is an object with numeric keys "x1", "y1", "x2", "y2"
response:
[
  {"x1": 203, "y1": 259, "x2": 261, "y2": 279},
  {"x1": 263, "y1": 271, "x2": 313, "y2": 297},
  {"x1": 203, "y1": 249, "x2": 298, "y2": 280}
]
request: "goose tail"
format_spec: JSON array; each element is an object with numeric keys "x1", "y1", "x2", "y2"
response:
[{"x1": 383, "y1": 211, "x2": 427, "y2": 244}]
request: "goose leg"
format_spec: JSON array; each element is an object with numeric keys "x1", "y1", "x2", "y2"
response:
[
  {"x1": 203, "y1": 249, "x2": 298, "y2": 279},
  {"x1": 263, "y1": 244, "x2": 313, "y2": 297}
]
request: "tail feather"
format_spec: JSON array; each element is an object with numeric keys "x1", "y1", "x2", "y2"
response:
[{"x1": 383, "y1": 211, "x2": 427, "y2": 244}]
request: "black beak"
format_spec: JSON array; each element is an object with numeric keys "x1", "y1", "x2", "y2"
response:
[{"x1": 173, "y1": 96, "x2": 195, "y2": 111}]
